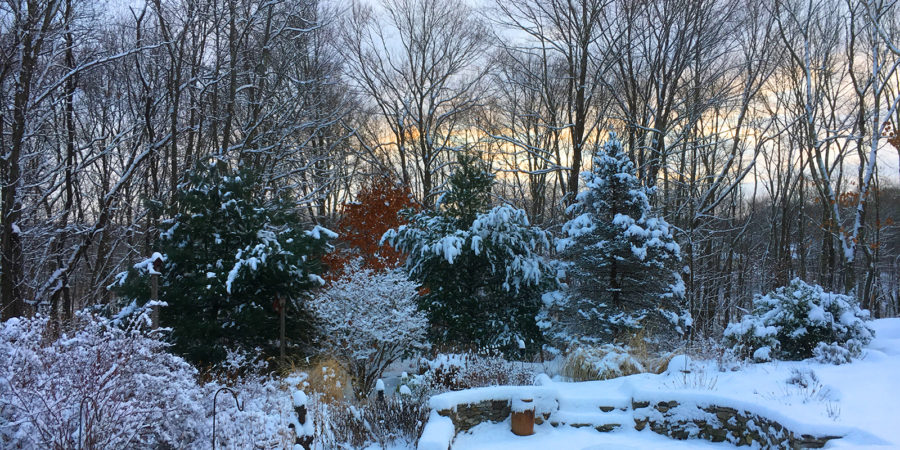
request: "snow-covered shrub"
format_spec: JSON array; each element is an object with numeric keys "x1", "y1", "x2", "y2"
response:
[
  {"x1": 813, "y1": 341, "x2": 858, "y2": 365},
  {"x1": 783, "y1": 368, "x2": 832, "y2": 404},
  {"x1": 204, "y1": 374, "x2": 297, "y2": 449},
  {"x1": 308, "y1": 394, "x2": 427, "y2": 449},
  {"x1": 310, "y1": 260, "x2": 427, "y2": 398},
  {"x1": 724, "y1": 279, "x2": 874, "y2": 363},
  {"x1": 663, "y1": 356, "x2": 719, "y2": 391},
  {"x1": 723, "y1": 317, "x2": 779, "y2": 362},
  {"x1": 681, "y1": 334, "x2": 743, "y2": 372},
  {"x1": 0, "y1": 306, "x2": 299, "y2": 449},
  {"x1": 0, "y1": 307, "x2": 205, "y2": 448},
  {"x1": 560, "y1": 344, "x2": 645, "y2": 381},
  {"x1": 415, "y1": 352, "x2": 535, "y2": 392}
]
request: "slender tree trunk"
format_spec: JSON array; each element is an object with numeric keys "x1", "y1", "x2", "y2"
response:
[{"x1": 2, "y1": 0, "x2": 55, "y2": 319}]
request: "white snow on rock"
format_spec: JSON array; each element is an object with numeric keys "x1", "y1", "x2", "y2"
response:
[
  {"x1": 664, "y1": 354, "x2": 692, "y2": 374},
  {"x1": 292, "y1": 390, "x2": 307, "y2": 407}
]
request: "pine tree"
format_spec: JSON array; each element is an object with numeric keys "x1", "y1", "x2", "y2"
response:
[
  {"x1": 383, "y1": 153, "x2": 557, "y2": 356},
  {"x1": 116, "y1": 161, "x2": 334, "y2": 365},
  {"x1": 546, "y1": 136, "x2": 689, "y2": 348},
  {"x1": 439, "y1": 153, "x2": 494, "y2": 227}
]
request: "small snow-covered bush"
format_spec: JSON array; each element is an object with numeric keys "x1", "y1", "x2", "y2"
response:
[
  {"x1": 205, "y1": 372, "x2": 297, "y2": 449},
  {"x1": 813, "y1": 341, "x2": 858, "y2": 365},
  {"x1": 308, "y1": 394, "x2": 427, "y2": 449},
  {"x1": 310, "y1": 260, "x2": 427, "y2": 398},
  {"x1": 416, "y1": 352, "x2": 535, "y2": 392},
  {"x1": 724, "y1": 279, "x2": 874, "y2": 363},
  {"x1": 783, "y1": 368, "x2": 832, "y2": 403}
]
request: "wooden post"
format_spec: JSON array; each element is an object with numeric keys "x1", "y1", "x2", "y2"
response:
[
  {"x1": 375, "y1": 379, "x2": 385, "y2": 402},
  {"x1": 150, "y1": 274, "x2": 159, "y2": 328},
  {"x1": 150, "y1": 254, "x2": 163, "y2": 329},
  {"x1": 511, "y1": 397, "x2": 535, "y2": 436},
  {"x1": 293, "y1": 391, "x2": 313, "y2": 450},
  {"x1": 279, "y1": 294, "x2": 286, "y2": 361}
]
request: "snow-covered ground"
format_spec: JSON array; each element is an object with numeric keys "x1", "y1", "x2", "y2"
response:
[
  {"x1": 439, "y1": 318, "x2": 900, "y2": 449},
  {"x1": 453, "y1": 422, "x2": 739, "y2": 449}
]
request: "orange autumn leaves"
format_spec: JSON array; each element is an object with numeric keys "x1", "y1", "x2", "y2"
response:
[{"x1": 325, "y1": 177, "x2": 418, "y2": 276}]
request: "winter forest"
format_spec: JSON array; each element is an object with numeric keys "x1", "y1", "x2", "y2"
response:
[{"x1": 2, "y1": 0, "x2": 900, "y2": 448}]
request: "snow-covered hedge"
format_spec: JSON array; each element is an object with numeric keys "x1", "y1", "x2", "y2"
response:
[
  {"x1": 306, "y1": 393, "x2": 427, "y2": 449},
  {"x1": 414, "y1": 352, "x2": 535, "y2": 392},
  {"x1": 724, "y1": 279, "x2": 874, "y2": 363},
  {"x1": 0, "y1": 307, "x2": 297, "y2": 448}
]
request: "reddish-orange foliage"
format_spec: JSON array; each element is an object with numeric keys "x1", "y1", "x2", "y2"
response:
[
  {"x1": 885, "y1": 123, "x2": 900, "y2": 150},
  {"x1": 325, "y1": 177, "x2": 418, "y2": 274}
]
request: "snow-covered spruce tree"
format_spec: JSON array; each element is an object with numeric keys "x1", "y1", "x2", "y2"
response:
[
  {"x1": 310, "y1": 259, "x2": 427, "y2": 398},
  {"x1": 383, "y1": 153, "x2": 557, "y2": 356},
  {"x1": 544, "y1": 136, "x2": 688, "y2": 349},
  {"x1": 116, "y1": 161, "x2": 334, "y2": 365},
  {"x1": 724, "y1": 279, "x2": 874, "y2": 363}
]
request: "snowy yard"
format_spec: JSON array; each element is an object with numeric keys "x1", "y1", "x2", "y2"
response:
[
  {"x1": 423, "y1": 318, "x2": 900, "y2": 449},
  {"x1": 5, "y1": 0, "x2": 900, "y2": 448}
]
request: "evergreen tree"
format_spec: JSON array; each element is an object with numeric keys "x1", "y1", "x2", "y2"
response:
[
  {"x1": 439, "y1": 153, "x2": 494, "y2": 227},
  {"x1": 116, "y1": 161, "x2": 334, "y2": 366},
  {"x1": 545, "y1": 136, "x2": 689, "y2": 348},
  {"x1": 383, "y1": 153, "x2": 557, "y2": 356}
]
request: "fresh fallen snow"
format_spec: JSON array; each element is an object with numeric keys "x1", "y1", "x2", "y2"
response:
[
  {"x1": 440, "y1": 318, "x2": 900, "y2": 449},
  {"x1": 453, "y1": 421, "x2": 738, "y2": 450},
  {"x1": 420, "y1": 410, "x2": 457, "y2": 450}
]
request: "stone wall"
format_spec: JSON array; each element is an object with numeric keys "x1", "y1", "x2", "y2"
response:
[
  {"x1": 436, "y1": 399, "x2": 510, "y2": 432},
  {"x1": 426, "y1": 395, "x2": 842, "y2": 449},
  {"x1": 632, "y1": 400, "x2": 840, "y2": 449}
]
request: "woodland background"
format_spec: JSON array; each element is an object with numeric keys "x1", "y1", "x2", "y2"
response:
[{"x1": 2, "y1": 0, "x2": 900, "y2": 339}]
